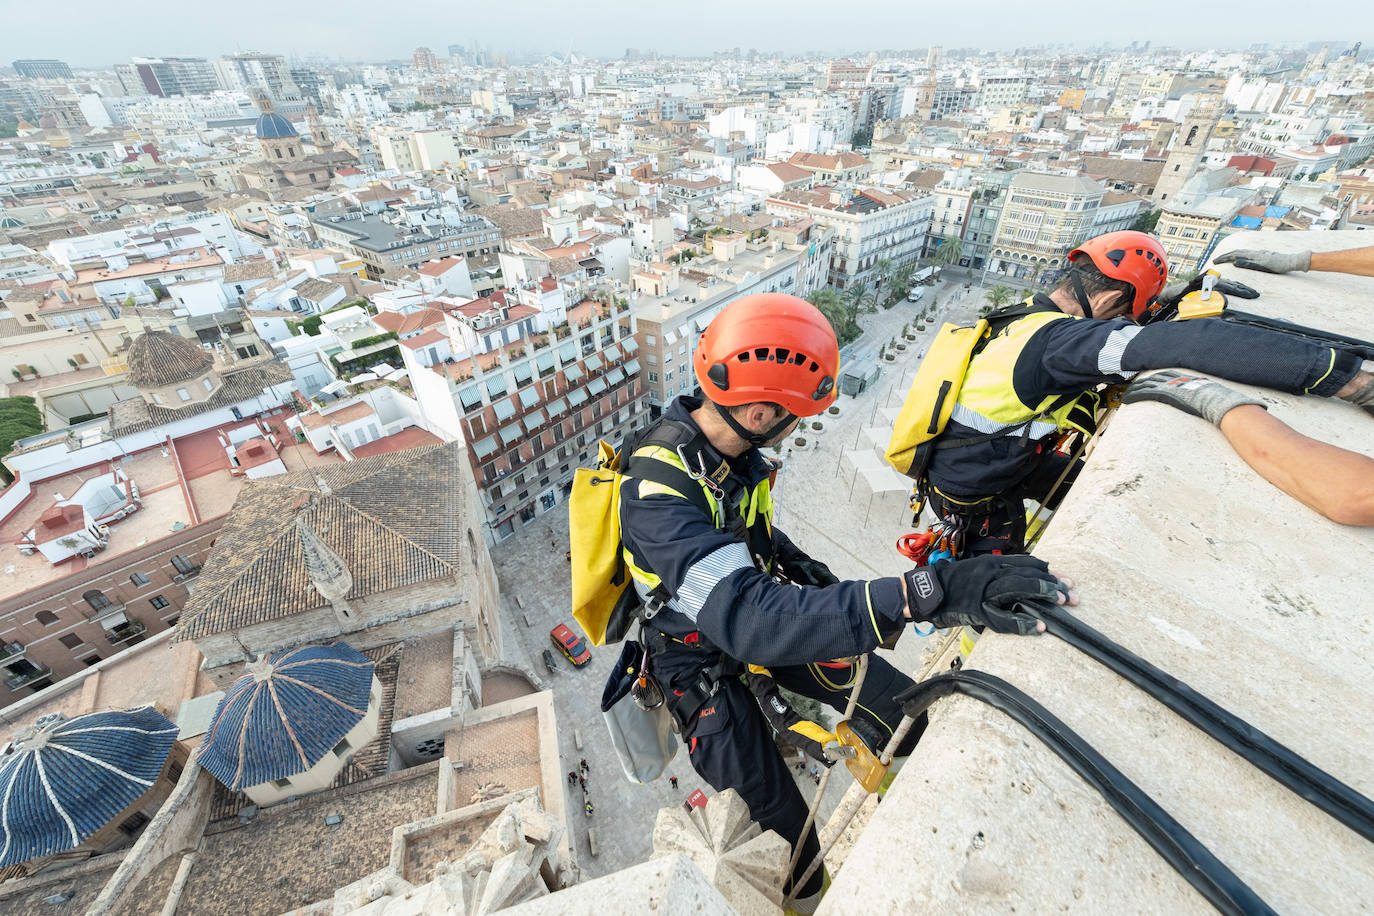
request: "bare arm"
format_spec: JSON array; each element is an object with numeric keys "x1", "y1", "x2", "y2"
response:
[
  {"x1": 1217, "y1": 405, "x2": 1374, "y2": 526},
  {"x1": 1309, "y1": 246, "x2": 1374, "y2": 278}
]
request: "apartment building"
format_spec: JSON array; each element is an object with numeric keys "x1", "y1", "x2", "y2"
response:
[
  {"x1": 313, "y1": 208, "x2": 502, "y2": 280},
  {"x1": 987, "y1": 171, "x2": 1142, "y2": 283},
  {"x1": 408, "y1": 292, "x2": 645, "y2": 542},
  {"x1": 765, "y1": 186, "x2": 933, "y2": 289}
]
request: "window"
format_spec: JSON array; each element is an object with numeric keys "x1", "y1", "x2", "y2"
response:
[
  {"x1": 171, "y1": 554, "x2": 198, "y2": 575},
  {"x1": 83, "y1": 590, "x2": 112, "y2": 612},
  {"x1": 60, "y1": 634, "x2": 83, "y2": 650},
  {"x1": 332, "y1": 737, "x2": 352, "y2": 758},
  {"x1": 647, "y1": 372, "x2": 658, "y2": 383},
  {"x1": 272, "y1": 777, "x2": 292, "y2": 789},
  {"x1": 150, "y1": 595, "x2": 170, "y2": 610},
  {"x1": 35, "y1": 610, "x2": 59, "y2": 626},
  {"x1": 203, "y1": 378, "x2": 213, "y2": 392},
  {"x1": 177, "y1": 388, "x2": 191, "y2": 401},
  {"x1": 236, "y1": 345, "x2": 259, "y2": 359},
  {"x1": 645, "y1": 334, "x2": 656, "y2": 345}
]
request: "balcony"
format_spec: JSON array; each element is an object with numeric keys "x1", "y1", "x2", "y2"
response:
[
  {"x1": 0, "y1": 641, "x2": 24, "y2": 661},
  {"x1": 6, "y1": 664, "x2": 52, "y2": 691},
  {"x1": 106, "y1": 619, "x2": 147, "y2": 646},
  {"x1": 172, "y1": 565, "x2": 202, "y2": 584}
]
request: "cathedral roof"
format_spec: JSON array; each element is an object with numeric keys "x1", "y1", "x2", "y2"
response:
[
  {"x1": 125, "y1": 330, "x2": 214, "y2": 388},
  {"x1": 0, "y1": 707, "x2": 178, "y2": 867},
  {"x1": 255, "y1": 112, "x2": 298, "y2": 140},
  {"x1": 198, "y1": 643, "x2": 374, "y2": 790}
]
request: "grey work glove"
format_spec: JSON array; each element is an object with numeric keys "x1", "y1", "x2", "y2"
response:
[
  {"x1": 904, "y1": 555, "x2": 1066, "y2": 636},
  {"x1": 1214, "y1": 249, "x2": 1311, "y2": 274},
  {"x1": 1123, "y1": 370, "x2": 1267, "y2": 426}
]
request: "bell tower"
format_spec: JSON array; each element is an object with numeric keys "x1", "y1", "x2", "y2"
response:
[{"x1": 1153, "y1": 95, "x2": 1221, "y2": 205}]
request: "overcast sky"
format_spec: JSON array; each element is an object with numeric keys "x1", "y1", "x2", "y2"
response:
[{"x1": 5, "y1": 0, "x2": 1370, "y2": 68}]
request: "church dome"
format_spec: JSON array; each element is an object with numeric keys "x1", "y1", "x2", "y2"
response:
[
  {"x1": 255, "y1": 112, "x2": 298, "y2": 140},
  {"x1": 198, "y1": 643, "x2": 375, "y2": 791},
  {"x1": 0, "y1": 707, "x2": 178, "y2": 867},
  {"x1": 126, "y1": 330, "x2": 215, "y2": 388}
]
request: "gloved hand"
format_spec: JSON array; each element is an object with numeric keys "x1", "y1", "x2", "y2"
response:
[
  {"x1": 1157, "y1": 276, "x2": 1201, "y2": 307},
  {"x1": 782, "y1": 556, "x2": 840, "y2": 587},
  {"x1": 1123, "y1": 370, "x2": 1267, "y2": 426},
  {"x1": 1343, "y1": 365, "x2": 1374, "y2": 417},
  {"x1": 746, "y1": 668, "x2": 837, "y2": 766},
  {"x1": 1214, "y1": 249, "x2": 1311, "y2": 274},
  {"x1": 903, "y1": 555, "x2": 1067, "y2": 636}
]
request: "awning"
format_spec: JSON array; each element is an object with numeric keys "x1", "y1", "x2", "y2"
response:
[
  {"x1": 493, "y1": 398, "x2": 516, "y2": 421},
  {"x1": 564, "y1": 364, "x2": 584, "y2": 382},
  {"x1": 664, "y1": 329, "x2": 677, "y2": 344},
  {"x1": 458, "y1": 384, "x2": 483, "y2": 410},
  {"x1": 603, "y1": 343, "x2": 621, "y2": 360},
  {"x1": 547, "y1": 397, "x2": 568, "y2": 416},
  {"x1": 607, "y1": 367, "x2": 626, "y2": 385},
  {"x1": 513, "y1": 363, "x2": 533, "y2": 385},
  {"x1": 499, "y1": 422, "x2": 524, "y2": 445},
  {"x1": 518, "y1": 387, "x2": 540, "y2": 408},
  {"x1": 473, "y1": 435, "x2": 498, "y2": 459},
  {"x1": 622, "y1": 337, "x2": 639, "y2": 353},
  {"x1": 624, "y1": 358, "x2": 641, "y2": 374},
  {"x1": 588, "y1": 377, "x2": 607, "y2": 395},
  {"x1": 525, "y1": 407, "x2": 547, "y2": 426},
  {"x1": 486, "y1": 375, "x2": 508, "y2": 397},
  {"x1": 100, "y1": 610, "x2": 128, "y2": 628},
  {"x1": 559, "y1": 341, "x2": 577, "y2": 362},
  {"x1": 693, "y1": 315, "x2": 711, "y2": 333},
  {"x1": 568, "y1": 388, "x2": 588, "y2": 406},
  {"x1": 536, "y1": 350, "x2": 556, "y2": 372},
  {"x1": 584, "y1": 354, "x2": 603, "y2": 372}
]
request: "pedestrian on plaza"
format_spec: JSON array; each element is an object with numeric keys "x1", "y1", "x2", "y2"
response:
[
  {"x1": 808, "y1": 764, "x2": 819, "y2": 779},
  {"x1": 567, "y1": 770, "x2": 577, "y2": 786},
  {"x1": 616, "y1": 293, "x2": 1073, "y2": 911},
  {"x1": 813, "y1": 774, "x2": 821, "y2": 786},
  {"x1": 585, "y1": 800, "x2": 594, "y2": 817},
  {"x1": 670, "y1": 776, "x2": 679, "y2": 790},
  {"x1": 578, "y1": 774, "x2": 586, "y2": 790},
  {"x1": 580, "y1": 758, "x2": 589, "y2": 774}
]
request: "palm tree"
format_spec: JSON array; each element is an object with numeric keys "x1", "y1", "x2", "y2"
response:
[
  {"x1": 807, "y1": 288, "x2": 858, "y2": 344},
  {"x1": 872, "y1": 258, "x2": 894, "y2": 305},
  {"x1": 985, "y1": 285, "x2": 1016, "y2": 309},
  {"x1": 933, "y1": 237, "x2": 964, "y2": 267},
  {"x1": 891, "y1": 265, "x2": 915, "y2": 300},
  {"x1": 844, "y1": 283, "x2": 877, "y2": 323}
]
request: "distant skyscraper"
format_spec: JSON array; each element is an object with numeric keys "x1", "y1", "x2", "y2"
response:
[
  {"x1": 214, "y1": 52, "x2": 301, "y2": 103},
  {"x1": 413, "y1": 47, "x2": 439, "y2": 72},
  {"x1": 123, "y1": 57, "x2": 216, "y2": 98},
  {"x1": 12, "y1": 59, "x2": 73, "y2": 80}
]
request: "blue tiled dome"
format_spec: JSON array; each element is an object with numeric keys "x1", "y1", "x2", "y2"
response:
[
  {"x1": 199, "y1": 643, "x2": 374, "y2": 791},
  {"x1": 0, "y1": 706, "x2": 178, "y2": 867},
  {"x1": 255, "y1": 112, "x2": 298, "y2": 140}
]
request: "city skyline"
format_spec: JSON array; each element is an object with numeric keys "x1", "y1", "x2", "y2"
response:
[{"x1": 4, "y1": 0, "x2": 1370, "y2": 68}]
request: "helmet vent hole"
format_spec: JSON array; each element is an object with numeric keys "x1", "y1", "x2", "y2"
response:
[
  {"x1": 737, "y1": 351, "x2": 750, "y2": 363},
  {"x1": 754, "y1": 347, "x2": 770, "y2": 361},
  {"x1": 792, "y1": 352, "x2": 807, "y2": 365},
  {"x1": 775, "y1": 348, "x2": 790, "y2": 363}
]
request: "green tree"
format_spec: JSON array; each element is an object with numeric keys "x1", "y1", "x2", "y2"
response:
[
  {"x1": 0, "y1": 396, "x2": 44, "y2": 484},
  {"x1": 890, "y1": 265, "x2": 915, "y2": 300},
  {"x1": 932, "y1": 237, "x2": 964, "y2": 267},
  {"x1": 851, "y1": 127, "x2": 873, "y2": 148},
  {"x1": 1130, "y1": 209, "x2": 1162, "y2": 233},
  {"x1": 807, "y1": 287, "x2": 860, "y2": 346},
  {"x1": 844, "y1": 283, "x2": 877, "y2": 325},
  {"x1": 985, "y1": 285, "x2": 1016, "y2": 309}
]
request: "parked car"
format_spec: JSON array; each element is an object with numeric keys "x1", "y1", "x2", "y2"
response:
[
  {"x1": 907, "y1": 287, "x2": 926, "y2": 302},
  {"x1": 541, "y1": 648, "x2": 558, "y2": 673},
  {"x1": 550, "y1": 623, "x2": 592, "y2": 667}
]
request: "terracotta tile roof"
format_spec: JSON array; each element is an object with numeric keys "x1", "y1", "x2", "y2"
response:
[
  {"x1": 371, "y1": 307, "x2": 445, "y2": 336},
  {"x1": 221, "y1": 261, "x2": 277, "y2": 283},
  {"x1": 766, "y1": 162, "x2": 812, "y2": 182},
  {"x1": 295, "y1": 277, "x2": 342, "y2": 302},
  {"x1": 176, "y1": 442, "x2": 469, "y2": 641},
  {"x1": 400, "y1": 328, "x2": 446, "y2": 349},
  {"x1": 418, "y1": 257, "x2": 466, "y2": 276},
  {"x1": 125, "y1": 330, "x2": 214, "y2": 387},
  {"x1": 108, "y1": 362, "x2": 293, "y2": 435}
]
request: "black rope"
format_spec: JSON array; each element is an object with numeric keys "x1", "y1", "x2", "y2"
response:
[
  {"x1": 896, "y1": 670, "x2": 1277, "y2": 916},
  {"x1": 1036, "y1": 603, "x2": 1374, "y2": 844}
]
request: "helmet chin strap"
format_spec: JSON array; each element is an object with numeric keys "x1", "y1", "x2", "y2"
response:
[
  {"x1": 1069, "y1": 268, "x2": 1094, "y2": 320},
  {"x1": 714, "y1": 400, "x2": 797, "y2": 449}
]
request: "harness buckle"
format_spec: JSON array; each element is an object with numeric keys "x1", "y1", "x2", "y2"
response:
[{"x1": 675, "y1": 444, "x2": 726, "y2": 501}]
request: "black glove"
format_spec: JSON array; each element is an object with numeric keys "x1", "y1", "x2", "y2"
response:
[
  {"x1": 783, "y1": 556, "x2": 840, "y2": 587},
  {"x1": 903, "y1": 555, "x2": 1065, "y2": 636}
]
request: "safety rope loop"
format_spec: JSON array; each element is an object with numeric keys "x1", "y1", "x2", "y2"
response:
[
  {"x1": 1030, "y1": 603, "x2": 1374, "y2": 843},
  {"x1": 896, "y1": 671, "x2": 1277, "y2": 916}
]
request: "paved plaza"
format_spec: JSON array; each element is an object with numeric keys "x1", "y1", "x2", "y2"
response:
[{"x1": 490, "y1": 276, "x2": 994, "y2": 877}]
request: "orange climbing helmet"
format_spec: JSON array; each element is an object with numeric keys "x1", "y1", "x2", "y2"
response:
[
  {"x1": 694, "y1": 293, "x2": 839, "y2": 418},
  {"x1": 1067, "y1": 230, "x2": 1170, "y2": 321}
]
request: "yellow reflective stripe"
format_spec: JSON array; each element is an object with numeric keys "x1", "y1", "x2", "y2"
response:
[
  {"x1": 854, "y1": 701, "x2": 894, "y2": 736},
  {"x1": 629, "y1": 444, "x2": 721, "y2": 524},
  {"x1": 1304, "y1": 349, "x2": 1337, "y2": 394},
  {"x1": 747, "y1": 663, "x2": 771, "y2": 676},
  {"x1": 959, "y1": 311, "x2": 1074, "y2": 423},
  {"x1": 622, "y1": 550, "x2": 661, "y2": 589},
  {"x1": 788, "y1": 720, "x2": 837, "y2": 745},
  {"x1": 808, "y1": 662, "x2": 855, "y2": 691},
  {"x1": 865, "y1": 581, "x2": 882, "y2": 641}
]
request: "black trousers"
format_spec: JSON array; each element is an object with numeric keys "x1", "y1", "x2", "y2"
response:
[
  {"x1": 668, "y1": 652, "x2": 924, "y2": 898},
  {"x1": 931, "y1": 451, "x2": 1082, "y2": 556}
]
